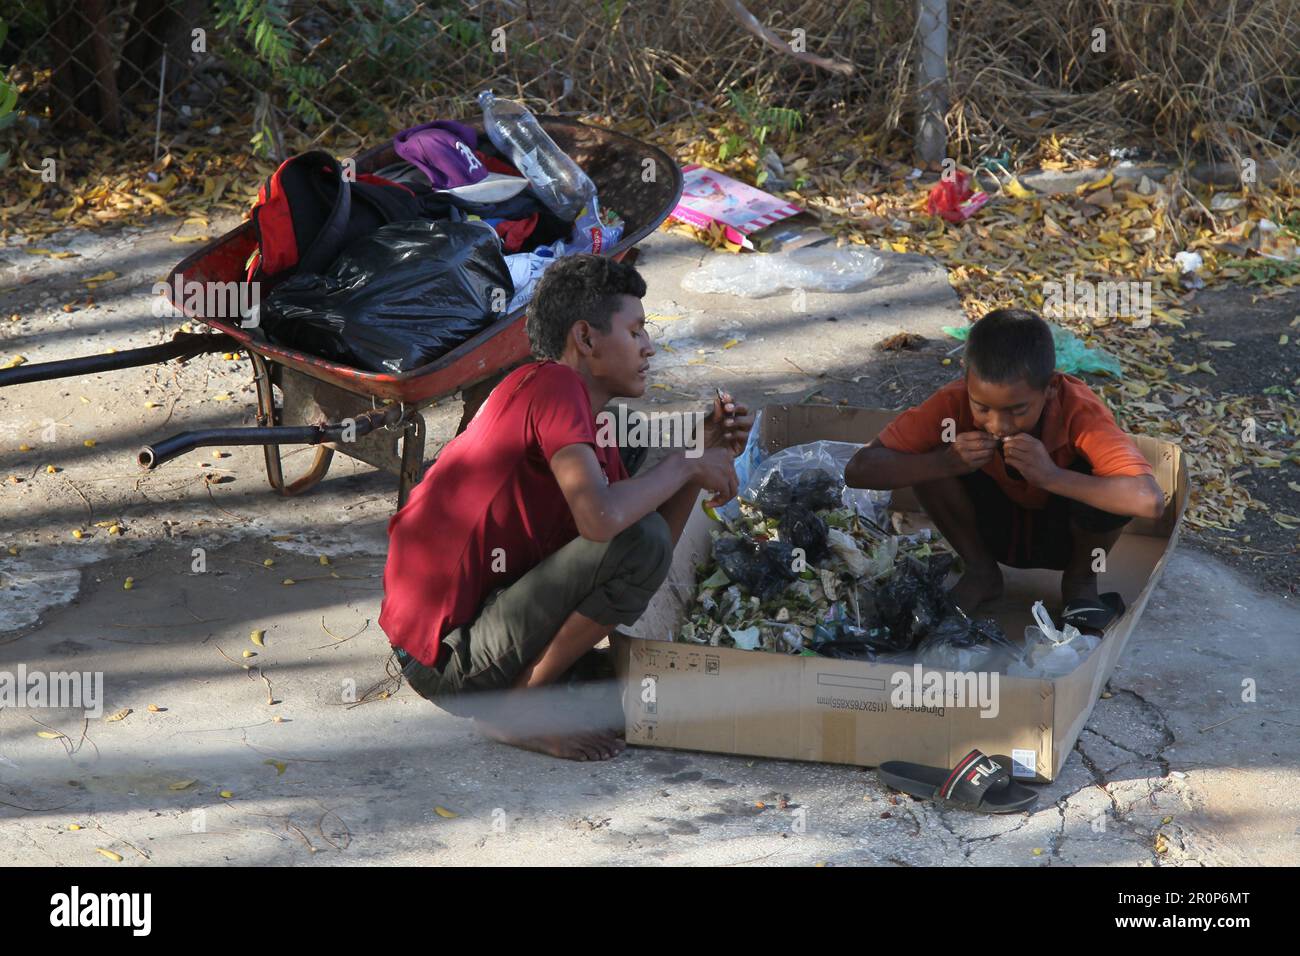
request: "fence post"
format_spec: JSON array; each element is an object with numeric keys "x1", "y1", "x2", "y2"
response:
[{"x1": 915, "y1": 0, "x2": 948, "y2": 165}]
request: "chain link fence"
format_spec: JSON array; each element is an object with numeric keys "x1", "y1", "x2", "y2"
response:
[
  {"x1": 1, "y1": 2, "x2": 1295, "y2": 170},
  {"x1": 1, "y1": 0, "x2": 898, "y2": 164}
]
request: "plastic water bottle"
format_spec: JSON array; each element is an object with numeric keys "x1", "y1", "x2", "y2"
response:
[{"x1": 477, "y1": 90, "x2": 596, "y2": 221}]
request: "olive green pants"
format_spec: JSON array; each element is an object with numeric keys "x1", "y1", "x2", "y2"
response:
[{"x1": 396, "y1": 511, "x2": 672, "y2": 716}]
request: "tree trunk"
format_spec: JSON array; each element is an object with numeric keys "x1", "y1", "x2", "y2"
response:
[
  {"x1": 44, "y1": 0, "x2": 120, "y2": 135},
  {"x1": 119, "y1": 0, "x2": 205, "y2": 101}
]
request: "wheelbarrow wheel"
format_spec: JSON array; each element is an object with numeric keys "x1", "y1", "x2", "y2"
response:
[{"x1": 250, "y1": 350, "x2": 335, "y2": 496}]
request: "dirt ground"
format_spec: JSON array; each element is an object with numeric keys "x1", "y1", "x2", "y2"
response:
[{"x1": 1166, "y1": 286, "x2": 1300, "y2": 596}]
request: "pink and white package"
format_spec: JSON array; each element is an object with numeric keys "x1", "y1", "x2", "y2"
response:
[{"x1": 669, "y1": 164, "x2": 802, "y2": 247}]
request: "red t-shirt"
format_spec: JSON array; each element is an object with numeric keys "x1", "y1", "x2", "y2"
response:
[
  {"x1": 876, "y1": 371, "x2": 1153, "y2": 509},
  {"x1": 379, "y1": 361, "x2": 628, "y2": 666}
]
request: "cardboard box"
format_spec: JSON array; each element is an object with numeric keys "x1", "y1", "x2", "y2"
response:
[{"x1": 613, "y1": 405, "x2": 1188, "y2": 782}]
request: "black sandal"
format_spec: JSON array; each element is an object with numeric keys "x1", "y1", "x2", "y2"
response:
[
  {"x1": 877, "y1": 749, "x2": 1038, "y2": 814},
  {"x1": 1061, "y1": 591, "x2": 1126, "y2": 634}
]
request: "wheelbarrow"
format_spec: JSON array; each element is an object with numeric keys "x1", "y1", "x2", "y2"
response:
[{"x1": 0, "y1": 119, "x2": 684, "y2": 510}]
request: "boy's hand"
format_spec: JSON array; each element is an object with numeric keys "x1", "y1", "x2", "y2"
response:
[
  {"x1": 691, "y1": 445, "x2": 739, "y2": 507},
  {"x1": 947, "y1": 431, "x2": 998, "y2": 473},
  {"x1": 1002, "y1": 433, "x2": 1059, "y2": 486},
  {"x1": 704, "y1": 389, "x2": 754, "y2": 456}
]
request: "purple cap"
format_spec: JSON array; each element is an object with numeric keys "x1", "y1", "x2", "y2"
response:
[{"x1": 393, "y1": 120, "x2": 527, "y2": 201}]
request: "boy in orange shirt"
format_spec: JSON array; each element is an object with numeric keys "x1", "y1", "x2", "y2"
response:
[{"x1": 845, "y1": 309, "x2": 1165, "y2": 630}]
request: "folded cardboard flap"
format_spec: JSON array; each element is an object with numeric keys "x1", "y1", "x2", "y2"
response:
[{"x1": 615, "y1": 404, "x2": 1188, "y2": 782}]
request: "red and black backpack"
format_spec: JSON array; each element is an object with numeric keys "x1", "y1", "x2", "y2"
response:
[{"x1": 246, "y1": 150, "x2": 426, "y2": 283}]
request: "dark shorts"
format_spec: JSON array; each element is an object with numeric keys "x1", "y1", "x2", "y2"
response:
[
  {"x1": 393, "y1": 511, "x2": 673, "y2": 717},
  {"x1": 959, "y1": 459, "x2": 1132, "y2": 570}
]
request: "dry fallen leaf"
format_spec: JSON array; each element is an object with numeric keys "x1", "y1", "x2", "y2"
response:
[
  {"x1": 250, "y1": 629, "x2": 265, "y2": 647},
  {"x1": 95, "y1": 848, "x2": 124, "y2": 862},
  {"x1": 105, "y1": 707, "x2": 131, "y2": 722},
  {"x1": 434, "y1": 806, "x2": 458, "y2": 819}
]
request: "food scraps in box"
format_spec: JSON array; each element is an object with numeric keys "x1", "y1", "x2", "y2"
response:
[{"x1": 678, "y1": 467, "x2": 1017, "y2": 666}]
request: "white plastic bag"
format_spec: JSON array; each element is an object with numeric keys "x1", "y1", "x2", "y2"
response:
[
  {"x1": 1007, "y1": 601, "x2": 1101, "y2": 679},
  {"x1": 682, "y1": 244, "x2": 884, "y2": 298}
]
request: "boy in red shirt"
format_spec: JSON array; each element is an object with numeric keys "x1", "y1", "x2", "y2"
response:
[
  {"x1": 380, "y1": 254, "x2": 751, "y2": 761},
  {"x1": 845, "y1": 309, "x2": 1164, "y2": 629}
]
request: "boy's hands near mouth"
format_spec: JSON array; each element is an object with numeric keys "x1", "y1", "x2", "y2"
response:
[
  {"x1": 947, "y1": 431, "x2": 998, "y2": 473},
  {"x1": 704, "y1": 389, "x2": 754, "y2": 456},
  {"x1": 1002, "y1": 433, "x2": 1058, "y2": 486}
]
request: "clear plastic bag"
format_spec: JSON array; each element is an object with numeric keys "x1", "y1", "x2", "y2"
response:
[
  {"x1": 1006, "y1": 601, "x2": 1101, "y2": 678},
  {"x1": 682, "y1": 244, "x2": 884, "y2": 298},
  {"x1": 724, "y1": 439, "x2": 890, "y2": 527}
]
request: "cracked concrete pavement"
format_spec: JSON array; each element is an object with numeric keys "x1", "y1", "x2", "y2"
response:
[{"x1": 1, "y1": 218, "x2": 1297, "y2": 866}]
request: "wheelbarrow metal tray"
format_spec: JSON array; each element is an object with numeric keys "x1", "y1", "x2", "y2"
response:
[{"x1": 168, "y1": 118, "x2": 684, "y2": 404}]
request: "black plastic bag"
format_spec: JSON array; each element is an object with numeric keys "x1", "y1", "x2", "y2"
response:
[
  {"x1": 752, "y1": 470, "x2": 794, "y2": 517},
  {"x1": 710, "y1": 535, "x2": 798, "y2": 601},
  {"x1": 779, "y1": 503, "x2": 829, "y2": 562},
  {"x1": 261, "y1": 219, "x2": 514, "y2": 374},
  {"x1": 751, "y1": 467, "x2": 844, "y2": 518},
  {"x1": 792, "y1": 470, "x2": 843, "y2": 512}
]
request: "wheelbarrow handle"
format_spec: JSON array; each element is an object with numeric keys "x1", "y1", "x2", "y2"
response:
[
  {"x1": 137, "y1": 404, "x2": 404, "y2": 470},
  {"x1": 0, "y1": 331, "x2": 233, "y2": 388}
]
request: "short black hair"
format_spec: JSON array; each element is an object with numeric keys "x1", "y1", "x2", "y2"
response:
[
  {"x1": 964, "y1": 308, "x2": 1056, "y2": 390},
  {"x1": 526, "y1": 254, "x2": 647, "y2": 360}
]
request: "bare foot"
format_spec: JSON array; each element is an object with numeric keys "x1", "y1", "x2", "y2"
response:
[
  {"x1": 948, "y1": 563, "x2": 1003, "y2": 615},
  {"x1": 1060, "y1": 570, "x2": 1100, "y2": 607},
  {"x1": 474, "y1": 719, "x2": 627, "y2": 761}
]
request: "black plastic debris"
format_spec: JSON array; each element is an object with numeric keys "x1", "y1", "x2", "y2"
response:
[
  {"x1": 778, "y1": 503, "x2": 829, "y2": 562},
  {"x1": 752, "y1": 467, "x2": 843, "y2": 518},
  {"x1": 710, "y1": 535, "x2": 798, "y2": 602},
  {"x1": 752, "y1": 469, "x2": 794, "y2": 517}
]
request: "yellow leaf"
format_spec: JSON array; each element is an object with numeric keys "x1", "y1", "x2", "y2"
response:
[
  {"x1": 219, "y1": 790, "x2": 234, "y2": 799},
  {"x1": 105, "y1": 707, "x2": 131, "y2": 722},
  {"x1": 263, "y1": 759, "x2": 287, "y2": 775},
  {"x1": 1003, "y1": 177, "x2": 1034, "y2": 199},
  {"x1": 434, "y1": 805, "x2": 458, "y2": 819},
  {"x1": 68, "y1": 823, "x2": 83, "y2": 830},
  {"x1": 1076, "y1": 171, "x2": 1115, "y2": 195},
  {"x1": 95, "y1": 848, "x2": 124, "y2": 862},
  {"x1": 250, "y1": 629, "x2": 265, "y2": 647},
  {"x1": 83, "y1": 270, "x2": 118, "y2": 283},
  {"x1": 168, "y1": 779, "x2": 196, "y2": 791},
  {"x1": 37, "y1": 730, "x2": 64, "y2": 739},
  {"x1": 721, "y1": 338, "x2": 740, "y2": 349}
]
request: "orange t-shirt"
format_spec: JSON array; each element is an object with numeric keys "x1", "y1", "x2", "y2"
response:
[{"x1": 875, "y1": 372, "x2": 1153, "y2": 509}]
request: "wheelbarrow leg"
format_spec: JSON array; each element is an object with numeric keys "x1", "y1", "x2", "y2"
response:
[
  {"x1": 251, "y1": 350, "x2": 335, "y2": 496},
  {"x1": 397, "y1": 416, "x2": 426, "y2": 510}
]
